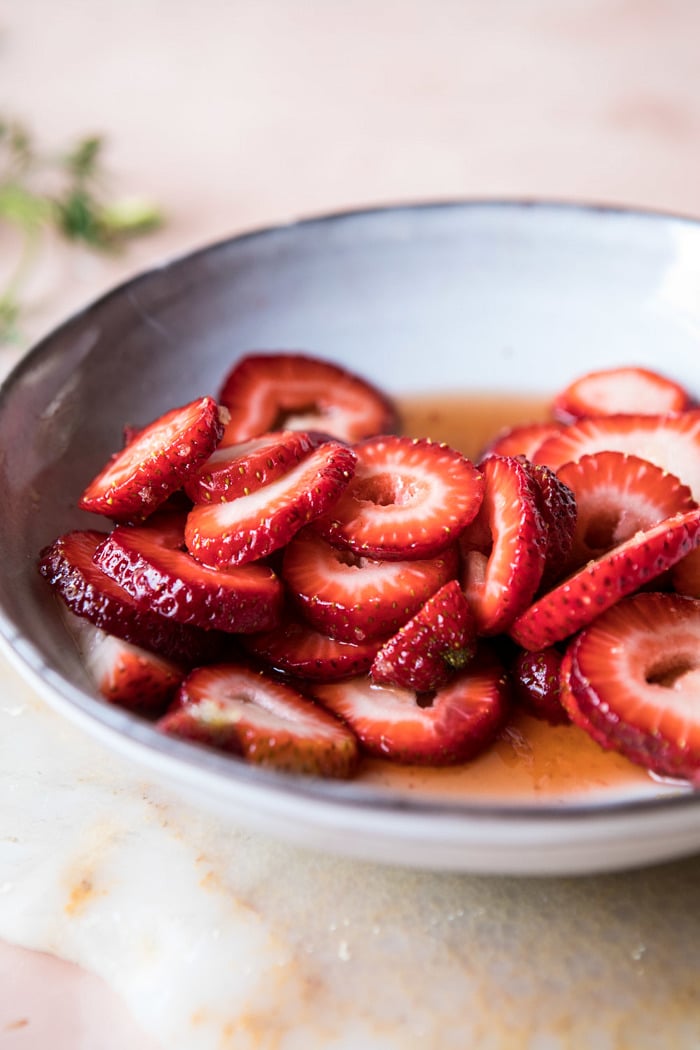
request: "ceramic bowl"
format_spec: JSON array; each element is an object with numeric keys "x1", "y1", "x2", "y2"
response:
[{"x1": 2, "y1": 201, "x2": 700, "y2": 875}]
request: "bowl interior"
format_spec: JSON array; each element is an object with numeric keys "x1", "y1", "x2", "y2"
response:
[{"x1": 2, "y1": 200, "x2": 700, "y2": 809}]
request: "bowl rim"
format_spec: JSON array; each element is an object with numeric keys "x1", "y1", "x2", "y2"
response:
[{"x1": 2, "y1": 196, "x2": 700, "y2": 832}]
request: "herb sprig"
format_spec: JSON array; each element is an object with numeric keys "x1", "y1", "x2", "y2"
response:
[{"x1": 0, "y1": 117, "x2": 162, "y2": 344}]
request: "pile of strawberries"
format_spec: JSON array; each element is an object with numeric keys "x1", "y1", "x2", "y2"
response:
[{"x1": 39, "y1": 354, "x2": 700, "y2": 783}]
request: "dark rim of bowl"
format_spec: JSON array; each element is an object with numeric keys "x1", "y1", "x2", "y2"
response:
[{"x1": 2, "y1": 197, "x2": 700, "y2": 829}]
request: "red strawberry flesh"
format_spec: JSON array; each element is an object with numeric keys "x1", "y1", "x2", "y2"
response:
[
  {"x1": 552, "y1": 366, "x2": 691, "y2": 424},
  {"x1": 94, "y1": 515, "x2": 283, "y2": 633},
  {"x1": 511, "y1": 646, "x2": 569, "y2": 725},
  {"x1": 243, "y1": 611, "x2": 381, "y2": 680},
  {"x1": 158, "y1": 663, "x2": 359, "y2": 777},
  {"x1": 315, "y1": 435, "x2": 484, "y2": 560},
  {"x1": 79, "y1": 396, "x2": 225, "y2": 522}
]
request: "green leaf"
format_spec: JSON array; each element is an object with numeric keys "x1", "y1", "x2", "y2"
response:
[{"x1": 0, "y1": 182, "x2": 52, "y2": 231}]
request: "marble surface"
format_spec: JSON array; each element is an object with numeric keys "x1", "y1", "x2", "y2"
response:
[{"x1": 3, "y1": 1, "x2": 700, "y2": 1047}]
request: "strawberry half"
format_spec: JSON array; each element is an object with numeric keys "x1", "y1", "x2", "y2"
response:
[
  {"x1": 94, "y1": 515, "x2": 283, "y2": 633},
  {"x1": 219, "y1": 351, "x2": 397, "y2": 444},
  {"x1": 556, "y1": 452, "x2": 696, "y2": 571},
  {"x1": 560, "y1": 591, "x2": 700, "y2": 780},
  {"x1": 460, "y1": 455, "x2": 548, "y2": 635},
  {"x1": 38, "y1": 530, "x2": 226, "y2": 664},
  {"x1": 61, "y1": 609, "x2": 183, "y2": 717},
  {"x1": 79, "y1": 396, "x2": 225, "y2": 522},
  {"x1": 510, "y1": 507, "x2": 700, "y2": 651},
  {"x1": 314, "y1": 435, "x2": 484, "y2": 560},
  {"x1": 184, "y1": 441, "x2": 357, "y2": 568},
  {"x1": 534, "y1": 411, "x2": 700, "y2": 499},
  {"x1": 184, "y1": 429, "x2": 327, "y2": 503},
  {"x1": 370, "y1": 580, "x2": 475, "y2": 692},
  {"x1": 480, "y1": 420, "x2": 564, "y2": 461},
  {"x1": 282, "y1": 529, "x2": 459, "y2": 643},
  {"x1": 552, "y1": 366, "x2": 691, "y2": 424},
  {"x1": 511, "y1": 646, "x2": 569, "y2": 725},
  {"x1": 243, "y1": 611, "x2": 381, "y2": 680},
  {"x1": 311, "y1": 654, "x2": 509, "y2": 765},
  {"x1": 157, "y1": 663, "x2": 359, "y2": 777}
]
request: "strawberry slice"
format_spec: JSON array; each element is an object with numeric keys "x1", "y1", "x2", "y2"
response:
[
  {"x1": 311, "y1": 655, "x2": 509, "y2": 765},
  {"x1": 511, "y1": 646, "x2": 569, "y2": 725},
  {"x1": 460, "y1": 455, "x2": 548, "y2": 635},
  {"x1": 94, "y1": 516, "x2": 283, "y2": 633},
  {"x1": 79, "y1": 396, "x2": 225, "y2": 522},
  {"x1": 157, "y1": 663, "x2": 359, "y2": 777},
  {"x1": 314, "y1": 435, "x2": 484, "y2": 561},
  {"x1": 519, "y1": 459, "x2": 577, "y2": 590},
  {"x1": 243, "y1": 611, "x2": 381, "y2": 680},
  {"x1": 552, "y1": 366, "x2": 691, "y2": 424},
  {"x1": 60, "y1": 609, "x2": 183, "y2": 716},
  {"x1": 282, "y1": 529, "x2": 459, "y2": 642},
  {"x1": 534, "y1": 411, "x2": 700, "y2": 499},
  {"x1": 556, "y1": 452, "x2": 696, "y2": 571},
  {"x1": 219, "y1": 351, "x2": 397, "y2": 444},
  {"x1": 510, "y1": 508, "x2": 700, "y2": 651},
  {"x1": 184, "y1": 441, "x2": 357, "y2": 568},
  {"x1": 184, "y1": 429, "x2": 327, "y2": 503},
  {"x1": 38, "y1": 530, "x2": 226, "y2": 664},
  {"x1": 560, "y1": 592, "x2": 700, "y2": 780},
  {"x1": 481, "y1": 420, "x2": 564, "y2": 461},
  {"x1": 370, "y1": 580, "x2": 475, "y2": 692}
]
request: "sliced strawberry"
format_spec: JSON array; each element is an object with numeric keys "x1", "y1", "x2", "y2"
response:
[
  {"x1": 460, "y1": 455, "x2": 548, "y2": 635},
  {"x1": 314, "y1": 436, "x2": 483, "y2": 560},
  {"x1": 560, "y1": 592, "x2": 700, "y2": 780},
  {"x1": 534, "y1": 411, "x2": 700, "y2": 499},
  {"x1": 94, "y1": 516, "x2": 283, "y2": 633},
  {"x1": 60, "y1": 608, "x2": 183, "y2": 717},
  {"x1": 480, "y1": 420, "x2": 565, "y2": 461},
  {"x1": 556, "y1": 452, "x2": 696, "y2": 571},
  {"x1": 184, "y1": 441, "x2": 356, "y2": 568},
  {"x1": 511, "y1": 646, "x2": 569, "y2": 725},
  {"x1": 552, "y1": 366, "x2": 691, "y2": 424},
  {"x1": 184, "y1": 429, "x2": 327, "y2": 503},
  {"x1": 370, "y1": 580, "x2": 475, "y2": 692},
  {"x1": 243, "y1": 611, "x2": 381, "y2": 680},
  {"x1": 519, "y1": 459, "x2": 577, "y2": 590},
  {"x1": 79, "y1": 396, "x2": 225, "y2": 522},
  {"x1": 311, "y1": 654, "x2": 509, "y2": 765},
  {"x1": 157, "y1": 663, "x2": 359, "y2": 777},
  {"x1": 219, "y1": 351, "x2": 397, "y2": 444},
  {"x1": 510, "y1": 508, "x2": 700, "y2": 651},
  {"x1": 38, "y1": 530, "x2": 226, "y2": 664},
  {"x1": 282, "y1": 529, "x2": 459, "y2": 642}
]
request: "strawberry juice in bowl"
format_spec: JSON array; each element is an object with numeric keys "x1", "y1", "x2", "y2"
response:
[{"x1": 1, "y1": 200, "x2": 700, "y2": 875}]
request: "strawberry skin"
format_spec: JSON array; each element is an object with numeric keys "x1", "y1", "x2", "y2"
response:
[
  {"x1": 219, "y1": 351, "x2": 397, "y2": 444},
  {"x1": 184, "y1": 429, "x2": 327, "y2": 503},
  {"x1": 184, "y1": 441, "x2": 356, "y2": 568},
  {"x1": 158, "y1": 663, "x2": 359, "y2": 777},
  {"x1": 79, "y1": 396, "x2": 225, "y2": 522},
  {"x1": 314, "y1": 435, "x2": 484, "y2": 560},
  {"x1": 510, "y1": 508, "x2": 700, "y2": 650},
  {"x1": 61, "y1": 609, "x2": 183, "y2": 717},
  {"x1": 511, "y1": 646, "x2": 569, "y2": 725},
  {"x1": 311, "y1": 654, "x2": 509, "y2": 765},
  {"x1": 460, "y1": 455, "x2": 548, "y2": 635},
  {"x1": 519, "y1": 459, "x2": 577, "y2": 591},
  {"x1": 282, "y1": 529, "x2": 459, "y2": 643},
  {"x1": 243, "y1": 611, "x2": 381, "y2": 680},
  {"x1": 552, "y1": 366, "x2": 691, "y2": 424},
  {"x1": 94, "y1": 515, "x2": 283, "y2": 633},
  {"x1": 534, "y1": 410, "x2": 700, "y2": 500},
  {"x1": 371, "y1": 580, "x2": 475, "y2": 692},
  {"x1": 38, "y1": 530, "x2": 226, "y2": 665},
  {"x1": 557, "y1": 452, "x2": 696, "y2": 571},
  {"x1": 560, "y1": 592, "x2": 700, "y2": 780}
]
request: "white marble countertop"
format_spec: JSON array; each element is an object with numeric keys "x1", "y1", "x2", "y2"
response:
[{"x1": 3, "y1": 2, "x2": 700, "y2": 1047}]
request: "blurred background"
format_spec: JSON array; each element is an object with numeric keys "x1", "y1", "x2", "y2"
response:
[
  {"x1": 3, "y1": 0, "x2": 700, "y2": 358},
  {"x1": 3, "y1": 1, "x2": 700, "y2": 1046}
]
